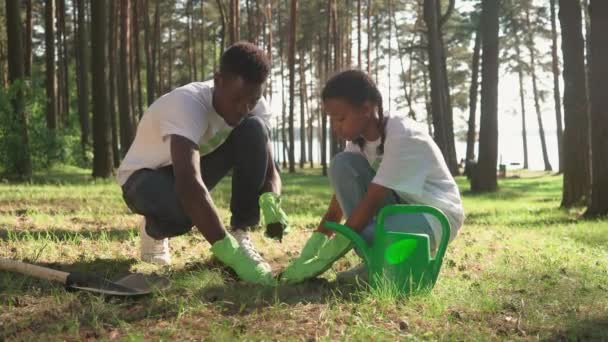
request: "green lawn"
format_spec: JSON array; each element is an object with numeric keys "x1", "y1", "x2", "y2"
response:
[{"x1": 1, "y1": 166, "x2": 607, "y2": 341}]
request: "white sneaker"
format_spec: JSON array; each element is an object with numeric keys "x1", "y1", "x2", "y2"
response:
[
  {"x1": 139, "y1": 218, "x2": 172, "y2": 265},
  {"x1": 231, "y1": 229, "x2": 271, "y2": 272}
]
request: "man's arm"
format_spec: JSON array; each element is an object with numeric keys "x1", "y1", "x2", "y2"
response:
[{"x1": 171, "y1": 134, "x2": 226, "y2": 244}]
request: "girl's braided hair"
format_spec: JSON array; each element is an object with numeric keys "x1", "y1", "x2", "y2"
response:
[{"x1": 321, "y1": 69, "x2": 386, "y2": 154}]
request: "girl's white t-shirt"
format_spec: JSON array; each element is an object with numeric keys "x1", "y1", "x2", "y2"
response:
[
  {"x1": 343, "y1": 115, "x2": 465, "y2": 242},
  {"x1": 117, "y1": 81, "x2": 272, "y2": 186}
]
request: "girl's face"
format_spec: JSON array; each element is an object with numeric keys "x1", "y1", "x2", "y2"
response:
[{"x1": 323, "y1": 98, "x2": 374, "y2": 141}]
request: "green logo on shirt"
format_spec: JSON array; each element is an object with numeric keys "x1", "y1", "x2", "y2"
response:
[{"x1": 199, "y1": 129, "x2": 232, "y2": 155}]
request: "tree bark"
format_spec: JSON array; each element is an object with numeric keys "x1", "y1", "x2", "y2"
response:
[
  {"x1": 109, "y1": 0, "x2": 120, "y2": 167},
  {"x1": 559, "y1": 0, "x2": 590, "y2": 208},
  {"x1": 119, "y1": 0, "x2": 134, "y2": 156},
  {"x1": 133, "y1": 0, "x2": 144, "y2": 118},
  {"x1": 76, "y1": 0, "x2": 90, "y2": 160},
  {"x1": 288, "y1": 0, "x2": 298, "y2": 173},
  {"x1": 45, "y1": 0, "x2": 57, "y2": 130},
  {"x1": 585, "y1": 0, "x2": 608, "y2": 216},
  {"x1": 57, "y1": 0, "x2": 69, "y2": 126},
  {"x1": 471, "y1": 0, "x2": 499, "y2": 193},
  {"x1": 550, "y1": 0, "x2": 564, "y2": 173},
  {"x1": 143, "y1": 0, "x2": 155, "y2": 106},
  {"x1": 216, "y1": 0, "x2": 227, "y2": 53},
  {"x1": 424, "y1": 0, "x2": 459, "y2": 176},
  {"x1": 299, "y1": 50, "x2": 306, "y2": 168},
  {"x1": 5, "y1": 0, "x2": 32, "y2": 179},
  {"x1": 366, "y1": 0, "x2": 371, "y2": 74},
  {"x1": 525, "y1": 6, "x2": 552, "y2": 171},
  {"x1": 200, "y1": 0, "x2": 206, "y2": 79},
  {"x1": 514, "y1": 31, "x2": 529, "y2": 169},
  {"x1": 465, "y1": 25, "x2": 481, "y2": 175},
  {"x1": 357, "y1": 0, "x2": 361, "y2": 69},
  {"x1": 91, "y1": 0, "x2": 113, "y2": 178},
  {"x1": 24, "y1": 0, "x2": 32, "y2": 77}
]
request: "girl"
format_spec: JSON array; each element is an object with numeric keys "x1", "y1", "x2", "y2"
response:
[{"x1": 280, "y1": 70, "x2": 464, "y2": 283}]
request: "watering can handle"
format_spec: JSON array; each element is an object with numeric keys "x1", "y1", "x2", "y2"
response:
[
  {"x1": 376, "y1": 205, "x2": 451, "y2": 283},
  {"x1": 323, "y1": 221, "x2": 373, "y2": 267}
]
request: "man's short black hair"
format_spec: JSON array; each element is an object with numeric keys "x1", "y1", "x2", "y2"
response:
[{"x1": 220, "y1": 42, "x2": 270, "y2": 84}]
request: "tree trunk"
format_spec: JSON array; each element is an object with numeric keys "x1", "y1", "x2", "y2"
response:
[
  {"x1": 471, "y1": 0, "x2": 499, "y2": 193},
  {"x1": 264, "y1": 0, "x2": 272, "y2": 100},
  {"x1": 278, "y1": 0, "x2": 287, "y2": 170},
  {"x1": 366, "y1": 0, "x2": 371, "y2": 74},
  {"x1": 167, "y1": 16, "x2": 173, "y2": 92},
  {"x1": 143, "y1": 0, "x2": 155, "y2": 106},
  {"x1": 109, "y1": 0, "x2": 120, "y2": 167},
  {"x1": 24, "y1": 0, "x2": 32, "y2": 77},
  {"x1": 229, "y1": 0, "x2": 240, "y2": 44},
  {"x1": 133, "y1": 0, "x2": 144, "y2": 118},
  {"x1": 525, "y1": 7, "x2": 552, "y2": 172},
  {"x1": 550, "y1": 0, "x2": 564, "y2": 173},
  {"x1": 387, "y1": 0, "x2": 392, "y2": 112},
  {"x1": 216, "y1": 0, "x2": 227, "y2": 53},
  {"x1": 119, "y1": 0, "x2": 134, "y2": 156},
  {"x1": 559, "y1": 0, "x2": 590, "y2": 208},
  {"x1": 514, "y1": 31, "x2": 529, "y2": 169},
  {"x1": 465, "y1": 25, "x2": 481, "y2": 175},
  {"x1": 91, "y1": 0, "x2": 113, "y2": 178},
  {"x1": 76, "y1": 0, "x2": 90, "y2": 160},
  {"x1": 154, "y1": 0, "x2": 162, "y2": 96},
  {"x1": 5, "y1": 0, "x2": 32, "y2": 179},
  {"x1": 299, "y1": 51, "x2": 306, "y2": 168},
  {"x1": 424, "y1": 0, "x2": 459, "y2": 176},
  {"x1": 200, "y1": 0, "x2": 206, "y2": 79},
  {"x1": 357, "y1": 0, "x2": 361, "y2": 69},
  {"x1": 45, "y1": 0, "x2": 57, "y2": 130},
  {"x1": 585, "y1": 0, "x2": 608, "y2": 217},
  {"x1": 288, "y1": 0, "x2": 297, "y2": 173},
  {"x1": 57, "y1": 0, "x2": 69, "y2": 126},
  {"x1": 330, "y1": 0, "x2": 340, "y2": 157}
]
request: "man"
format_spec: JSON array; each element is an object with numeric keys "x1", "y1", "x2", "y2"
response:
[{"x1": 118, "y1": 42, "x2": 288, "y2": 285}]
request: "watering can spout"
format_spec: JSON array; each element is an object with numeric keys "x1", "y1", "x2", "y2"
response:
[{"x1": 323, "y1": 221, "x2": 372, "y2": 267}]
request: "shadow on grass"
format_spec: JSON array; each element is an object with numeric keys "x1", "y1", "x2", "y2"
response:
[
  {"x1": 547, "y1": 317, "x2": 608, "y2": 341},
  {"x1": 174, "y1": 259, "x2": 363, "y2": 316},
  {"x1": 0, "y1": 227, "x2": 136, "y2": 243}
]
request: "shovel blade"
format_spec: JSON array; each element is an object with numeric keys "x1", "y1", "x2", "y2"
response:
[{"x1": 66, "y1": 272, "x2": 169, "y2": 296}]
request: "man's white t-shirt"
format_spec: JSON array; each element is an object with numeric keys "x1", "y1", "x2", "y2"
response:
[
  {"x1": 343, "y1": 115, "x2": 465, "y2": 243},
  {"x1": 117, "y1": 81, "x2": 272, "y2": 186}
]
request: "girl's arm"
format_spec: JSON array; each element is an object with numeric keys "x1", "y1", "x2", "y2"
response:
[
  {"x1": 316, "y1": 194, "x2": 342, "y2": 236},
  {"x1": 345, "y1": 183, "x2": 391, "y2": 232}
]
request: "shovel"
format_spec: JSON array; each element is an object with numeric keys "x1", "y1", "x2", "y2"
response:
[{"x1": 0, "y1": 257, "x2": 170, "y2": 296}]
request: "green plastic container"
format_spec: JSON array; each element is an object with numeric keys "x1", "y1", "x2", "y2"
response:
[{"x1": 324, "y1": 204, "x2": 451, "y2": 293}]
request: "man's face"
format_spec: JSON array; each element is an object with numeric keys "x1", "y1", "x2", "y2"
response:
[{"x1": 213, "y1": 73, "x2": 264, "y2": 126}]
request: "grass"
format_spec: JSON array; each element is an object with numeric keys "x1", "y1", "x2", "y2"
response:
[{"x1": 1, "y1": 165, "x2": 607, "y2": 341}]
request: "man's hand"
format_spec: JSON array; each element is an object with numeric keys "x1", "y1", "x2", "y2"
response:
[{"x1": 259, "y1": 192, "x2": 290, "y2": 241}]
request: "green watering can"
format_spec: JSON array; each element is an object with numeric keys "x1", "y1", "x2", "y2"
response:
[{"x1": 324, "y1": 204, "x2": 451, "y2": 293}]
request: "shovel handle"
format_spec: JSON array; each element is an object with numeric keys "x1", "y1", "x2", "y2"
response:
[{"x1": 0, "y1": 257, "x2": 69, "y2": 284}]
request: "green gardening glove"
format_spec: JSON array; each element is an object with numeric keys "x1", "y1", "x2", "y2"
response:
[
  {"x1": 299, "y1": 232, "x2": 329, "y2": 260},
  {"x1": 259, "y1": 192, "x2": 290, "y2": 241},
  {"x1": 279, "y1": 234, "x2": 353, "y2": 284},
  {"x1": 210, "y1": 234, "x2": 276, "y2": 286}
]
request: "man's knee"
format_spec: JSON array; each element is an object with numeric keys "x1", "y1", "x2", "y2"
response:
[{"x1": 235, "y1": 116, "x2": 270, "y2": 143}]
